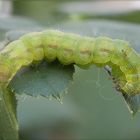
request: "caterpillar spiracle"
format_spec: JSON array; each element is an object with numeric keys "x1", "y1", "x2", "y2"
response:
[{"x1": 0, "y1": 30, "x2": 140, "y2": 96}]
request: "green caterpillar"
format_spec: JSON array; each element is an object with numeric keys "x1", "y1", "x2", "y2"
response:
[{"x1": 0, "y1": 30, "x2": 140, "y2": 96}]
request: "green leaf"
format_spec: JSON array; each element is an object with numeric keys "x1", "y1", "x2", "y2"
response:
[
  {"x1": 0, "y1": 16, "x2": 43, "y2": 42},
  {"x1": 9, "y1": 61, "x2": 74, "y2": 102},
  {"x1": 0, "y1": 16, "x2": 42, "y2": 31}
]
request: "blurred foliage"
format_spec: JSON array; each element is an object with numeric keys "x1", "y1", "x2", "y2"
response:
[
  {"x1": 97, "y1": 11, "x2": 140, "y2": 24},
  {"x1": 12, "y1": 1, "x2": 65, "y2": 26},
  {"x1": 59, "y1": 1, "x2": 140, "y2": 24},
  {"x1": 12, "y1": 0, "x2": 140, "y2": 25}
]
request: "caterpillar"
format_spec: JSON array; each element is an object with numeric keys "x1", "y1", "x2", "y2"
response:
[{"x1": 0, "y1": 30, "x2": 140, "y2": 96}]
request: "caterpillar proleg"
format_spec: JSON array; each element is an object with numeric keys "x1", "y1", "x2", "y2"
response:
[{"x1": 0, "y1": 30, "x2": 140, "y2": 96}]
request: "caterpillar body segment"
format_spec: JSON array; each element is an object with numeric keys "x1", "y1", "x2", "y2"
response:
[
  {"x1": 0, "y1": 30, "x2": 140, "y2": 96},
  {"x1": 20, "y1": 32, "x2": 44, "y2": 61}
]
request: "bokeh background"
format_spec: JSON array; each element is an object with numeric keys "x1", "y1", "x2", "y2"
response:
[{"x1": 1, "y1": 0, "x2": 140, "y2": 140}]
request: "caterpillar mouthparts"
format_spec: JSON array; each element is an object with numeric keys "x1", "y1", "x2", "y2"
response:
[{"x1": 0, "y1": 30, "x2": 140, "y2": 96}]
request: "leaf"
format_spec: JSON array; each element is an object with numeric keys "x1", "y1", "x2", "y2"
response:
[
  {"x1": 0, "y1": 87, "x2": 18, "y2": 140},
  {"x1": 0, "y1": 16, "x2": 42, "y2": 31},
  {"x1": 56, "y1": 19, "x2": 140, "y2": 114},
  {"x1": 9, "y1": 61, "x2": 74, "y2": 102},
  {"x1": 0, "y1": 16, "x2": 43, "y2": 42}
]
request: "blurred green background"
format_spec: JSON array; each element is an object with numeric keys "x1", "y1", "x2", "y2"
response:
[{"x1": 1, "y1": 0, "x2": 140, "y2": 140}]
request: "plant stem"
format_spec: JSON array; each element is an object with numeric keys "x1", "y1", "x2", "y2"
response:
[{"x1": 0, "y1": 87, "x2": 18, "y2": 140}]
